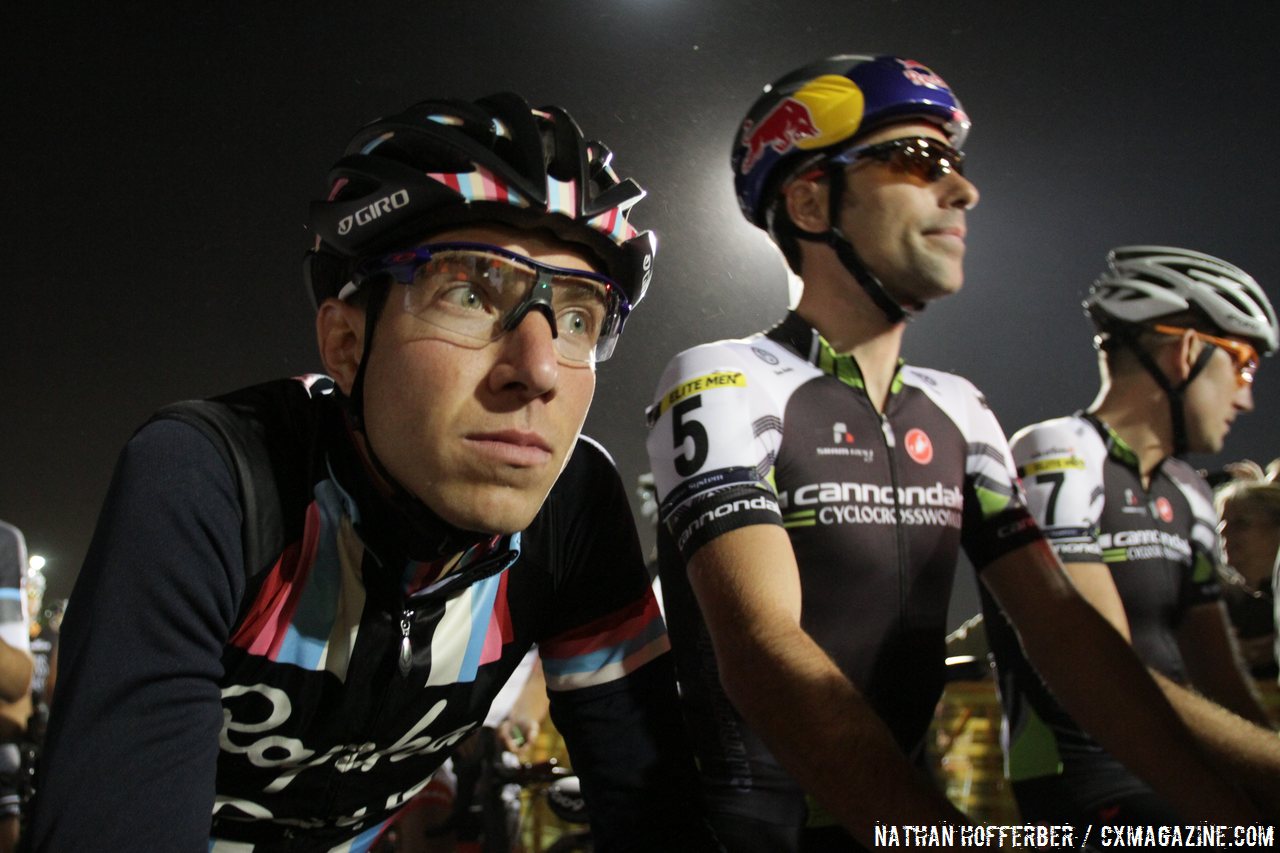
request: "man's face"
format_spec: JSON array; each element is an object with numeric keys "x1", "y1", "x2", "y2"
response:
[
  {"x1": 358, "y1": 224, "x2": 599, "y2": 534},
  {"x1": 836, "y1": 121, "x2": 980, "y2": 305},
  {"x1": 1183, "y1": 339, "x2": 1255, "y2": 454}
]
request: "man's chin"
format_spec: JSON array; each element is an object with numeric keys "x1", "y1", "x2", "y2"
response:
[{"x1": 429, "y1": 482, "x2": 551, "y2": 535}]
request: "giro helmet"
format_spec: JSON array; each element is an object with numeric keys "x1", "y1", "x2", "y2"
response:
[{"x1": 306, "y1": 92, "x2": 655, "y2": 318}]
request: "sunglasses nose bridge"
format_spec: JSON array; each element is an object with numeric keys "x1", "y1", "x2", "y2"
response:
[{"x1": 501, "y1": 276, "x2": 559, "y2": 337}]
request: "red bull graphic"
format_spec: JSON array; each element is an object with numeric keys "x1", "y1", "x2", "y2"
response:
[
  {"x1": 897, "y1": 58, "x2": 950, "y2": 92},
  {"x1": 738, "y1": 98, "x2": 820, "y2": 175}
]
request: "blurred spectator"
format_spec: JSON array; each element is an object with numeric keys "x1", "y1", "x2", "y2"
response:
[
  {"x1": 0, "y1": 523, "x2": 33, "y2": 853},
  {"x1": 1213, "y1": 459, "x2": 1280, "y2": 680}
]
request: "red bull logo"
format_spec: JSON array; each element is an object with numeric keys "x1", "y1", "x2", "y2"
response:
[
  {"x1": 739, "y1": 98, "x2": 820, "y2": 175},
  {"x1": 897, "y1": 58, "x2": 951, "y2": 92}
]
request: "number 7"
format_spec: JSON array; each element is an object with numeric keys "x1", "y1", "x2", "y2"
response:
[{"x1": 1034, "y1": 471, "x2": 1064, "y2": 526}]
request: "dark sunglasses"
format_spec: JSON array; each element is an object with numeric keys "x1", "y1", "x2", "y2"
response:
[{"x1": 828, "y1": 136, "x2": 966, "y2": 183}]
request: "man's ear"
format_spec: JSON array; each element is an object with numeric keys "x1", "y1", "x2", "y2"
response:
[
  {"x1": 316, "y1": 298, "x2": 366, "y2": 395},
  {"x1": 1173, "y1": 328, "x2": 1203, "y2": 381},
  {"x1": 783, "y1": 177, "x2": 830, "y2": 236}
]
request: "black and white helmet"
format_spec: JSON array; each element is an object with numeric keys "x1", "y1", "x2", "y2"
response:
[{"x1": 1086, "y1": 245, "x2": 1277, "y2": 354}]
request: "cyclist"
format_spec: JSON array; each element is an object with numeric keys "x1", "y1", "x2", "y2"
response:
[
  {"x1": 29, "y1": 93, "x2": 717, "y2": 852},
  {"x1": 645, "y1": 54, "x2": 1267, "y2": 850},
  {"x1": 982, "y1": 246, "x2": 1279, "y2": 831}
]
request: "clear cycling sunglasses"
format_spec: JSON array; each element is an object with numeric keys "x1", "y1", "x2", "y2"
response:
[{"x1": 355, "y1": 242, "x2": 631, "y2": 364}]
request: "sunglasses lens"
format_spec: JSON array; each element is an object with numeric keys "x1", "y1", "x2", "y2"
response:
[
  {"x1": 847, "y1": 138, "x2": 964, "y2": 183},
  {"x1": 372, "y1": 245, "x2": 624, "y2": 363},
  {"x1": 899, "y1": 140, "x2": 963, "y2": 182}
]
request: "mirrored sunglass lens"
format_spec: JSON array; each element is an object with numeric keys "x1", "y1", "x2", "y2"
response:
[{"x1": 893, "y1": 141, "x2": 962, "y2": 182}]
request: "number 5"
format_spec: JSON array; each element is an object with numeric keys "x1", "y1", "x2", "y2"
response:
[{"x1": 672, "y1": 397, "x2": 708, "y2": 477}]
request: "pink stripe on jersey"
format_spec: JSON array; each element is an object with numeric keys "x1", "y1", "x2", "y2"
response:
[
  {"x1": 229, "y1": 500, "x2": 322, "y2": 656},
  {"x1": 477, "y1": 569, "x2": 512, "y2": 666},
  {"x1": 541, "y1": 592, "x2": 661, "y2": 659}
]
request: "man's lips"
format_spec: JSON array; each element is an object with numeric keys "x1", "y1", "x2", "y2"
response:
[
  {"x1": 465, "y1": 430, "x2": 554, "y2": 466},
  {"x1": 924, "y1": 225, "x2": 966, "y2": 243}
]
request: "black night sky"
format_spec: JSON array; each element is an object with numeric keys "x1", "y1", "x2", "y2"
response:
[{"x1": 5, "y1": 2, "x2": 1278, "y2": 620}]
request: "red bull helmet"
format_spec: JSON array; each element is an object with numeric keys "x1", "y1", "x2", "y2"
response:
[{"x1": 732, "y1": 54, "x2": 971, "y2": 229}]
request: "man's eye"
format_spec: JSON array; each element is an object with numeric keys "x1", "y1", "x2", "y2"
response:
[
  {"x1": 559, "y1": 306, "x2": 603, "y2": 339},
  {"x1": 440, "y1": 283, "x2": 490, "y2": 311}
]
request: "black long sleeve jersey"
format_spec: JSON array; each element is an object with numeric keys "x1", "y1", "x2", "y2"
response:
[{"x1": 32, "y1": 376, "x2": 713, "y2": 852}]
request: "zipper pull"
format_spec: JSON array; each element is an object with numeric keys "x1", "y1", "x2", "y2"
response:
[
  {"x1": 398, "y1": 610, "x2": 414, "y2": 677},
  {"x1": 880, "y1": 415, "x2": 896, "y2": 447}
]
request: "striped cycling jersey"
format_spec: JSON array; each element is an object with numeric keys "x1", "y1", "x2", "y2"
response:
[{"x1": 33, "y1": 376, "x2": 709, "y2": 853}]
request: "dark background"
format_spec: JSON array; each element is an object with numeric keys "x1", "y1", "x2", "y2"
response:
[{"x1": 5, "y1": 2, "x2": 1278, "y2": 625}]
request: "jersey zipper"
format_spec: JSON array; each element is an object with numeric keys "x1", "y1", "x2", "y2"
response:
[
  {"x1": 398, "y1": 608, "x2": 415, "y2": 677},
  {"x1": 878, "y1": 413, "x2": 909, "y2": 625}
]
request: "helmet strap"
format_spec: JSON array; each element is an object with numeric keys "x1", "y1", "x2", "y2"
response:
[
  {"x1": 1114, "y1": 326, "x2": 1216, "y2": 458},
  {"x1": 345, "y1": 280, "x2": 390, "y2": 431},
  {"x1": 792, "y1": 162, "x2": 915, "y2": 326}
]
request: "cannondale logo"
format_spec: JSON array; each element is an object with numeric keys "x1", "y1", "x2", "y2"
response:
[{"x1": 337, "y1": 189, "x2": 411, "y2": 236}]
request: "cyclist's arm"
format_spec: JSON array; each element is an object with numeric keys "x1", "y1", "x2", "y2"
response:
[
  {"x1": 687, "y1": 523, "x2": 968, "y2": 848},
  {"x1": 27, "y1": 420, "x2": 241, "y2": 852},
  {"x1": 1177, "y1": 600, "x2": 1272, "y2": 726},
  {"x1": 1147, "y1": 667, "x2": 1280, "y2": 817},
  {"x1": 980, "y1": 540, "x2": 1262, "y2": 823},
  {"x1": 1058, "y1": 560, "x2": 1132, "y2": 640},
  {"x1": 540, "y1": 441, "x2": 720, "y2": 852}
]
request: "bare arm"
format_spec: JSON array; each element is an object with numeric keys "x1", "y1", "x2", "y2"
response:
[
  {"x1": 688, "y1": 524, "x2": 967, "y2": 847},
  {"x1": 1177, "y1": 601, "x2": 1271, "y2": 727},
  {"x1": 1150, "y1": 669, "x2": 1280, "y2": 816},
  {"x1": 981, "y1": 541, "x2": 1260, "y2": 823}
]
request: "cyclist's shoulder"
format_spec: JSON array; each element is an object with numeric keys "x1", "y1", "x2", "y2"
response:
[
  {"x1": 899, "y1": 364, "x2": 996, "y2": 413},
  {"x1": 1009, "y1": 413, "x2": 1098, "y2": 455},
  {"x1": 898, "y1": 366, "x2": 1010, "y2": 441},
  {"x1": 554, "y1": 434, "x2": 623, "y2": 495},
  {"x1": 659, "y1": 325, "x2": 812, "y2": 376},
  {"x1": 1159, "y1": 456, "x2": 1215, "y2": 511},
  {"x1": 143, "y1": 373, "x2": 329, "y2": 441},
  {"x1": 533, "y1": 435, "x2": 633, "y2": 547}
]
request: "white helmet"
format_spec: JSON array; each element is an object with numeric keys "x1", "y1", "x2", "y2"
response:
[{"x1": 1085, "y1": 245, "x2": 1278, "y2": 354}]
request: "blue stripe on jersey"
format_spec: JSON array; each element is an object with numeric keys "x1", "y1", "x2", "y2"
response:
[
  {"x1": 545, "y1": 614, "x2": 667, "y2": 677},
  {"x1": 457, "y1": 572, "x2": 503, "y2": 683}
]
